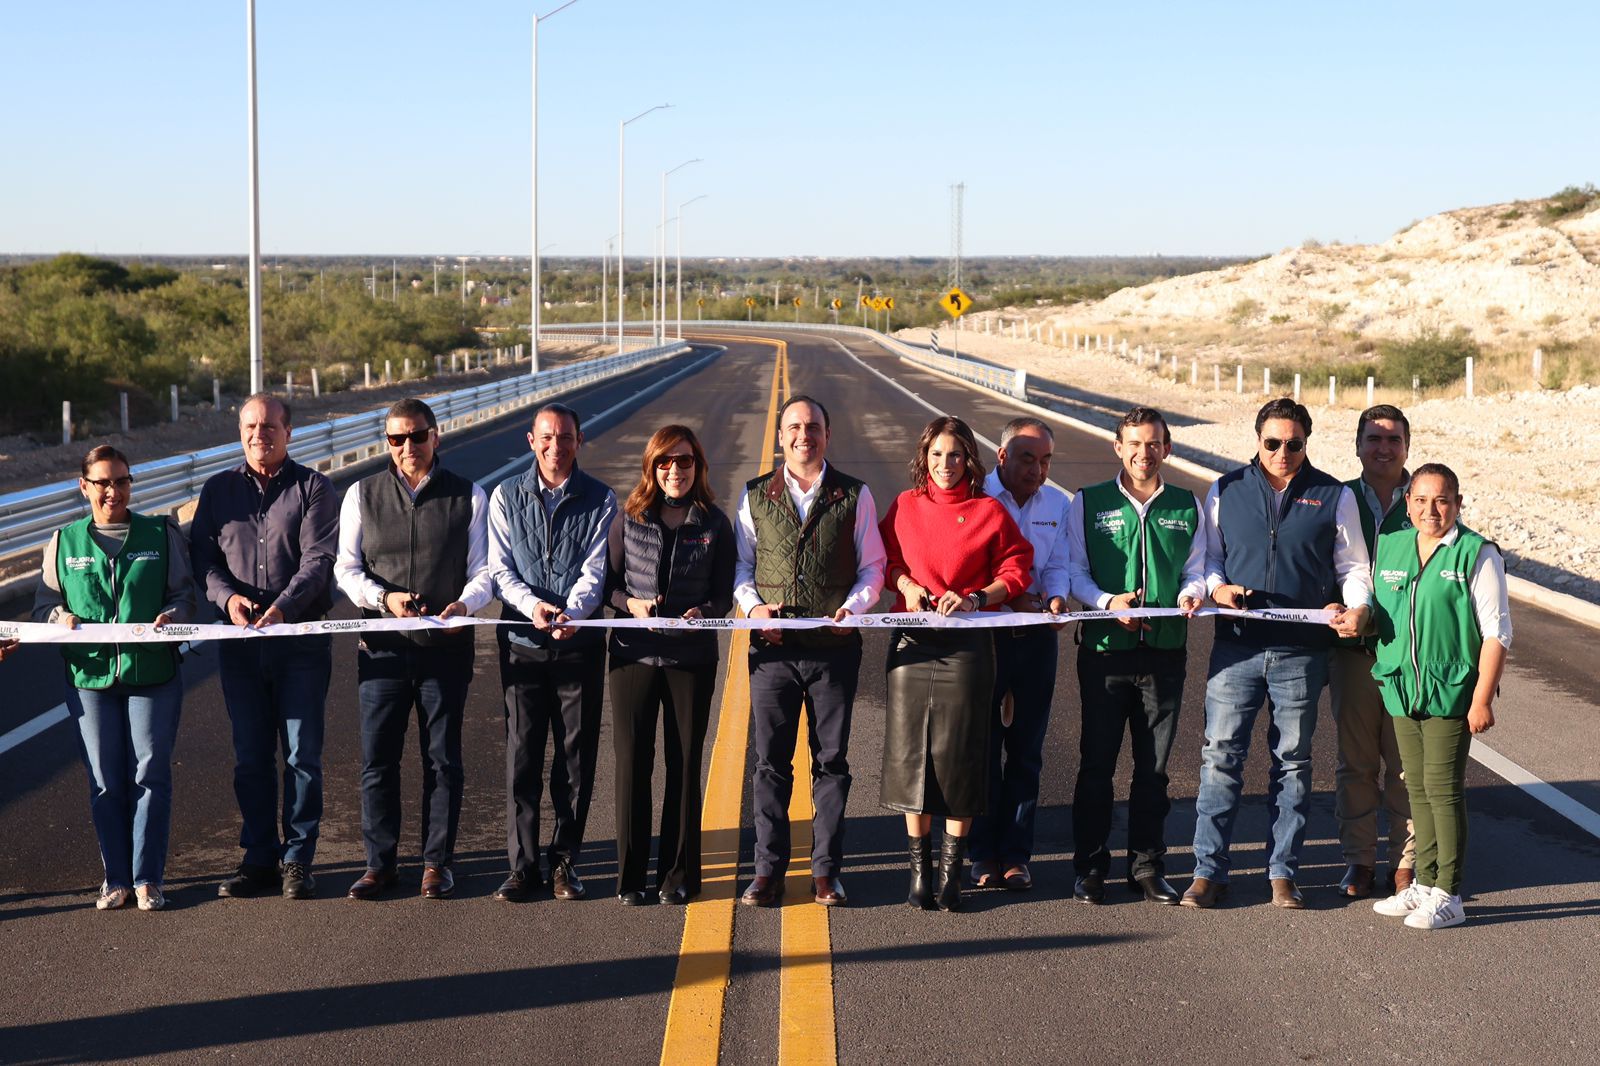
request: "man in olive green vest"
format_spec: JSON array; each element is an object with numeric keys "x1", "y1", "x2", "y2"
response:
[
  {"x1": 1066, "y1": 407, "x2": 1207, "y2": 906},
  {"x1": 733, "y1": 395, "x2": 886, "y2": 907},
  {"x1": 1331, "y1": 405, "x2": 1416, "y2": 900}
]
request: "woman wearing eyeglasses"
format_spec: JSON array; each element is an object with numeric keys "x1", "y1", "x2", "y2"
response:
[
  {"x1": 605, "y1": 425, "x2": 735, "y2": 905},
  {"x1": 32, "y1": 445, "x2": 197, "y2": 911},
  {"x1": 880, "y1": 416, "x2": 1033, "y2": 911}
]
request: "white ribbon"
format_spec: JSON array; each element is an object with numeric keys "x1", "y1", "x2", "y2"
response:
[{"x1": 0, "y1": 606, "x2": 1336, "y2": 645}]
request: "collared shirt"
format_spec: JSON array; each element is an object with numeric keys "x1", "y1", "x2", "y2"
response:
[
  {"x1": 189, "y1": 458, "x2": 338, "y2": 623},
  {"x1": 1359, "y1": 475, "x2": 1409, "y2": 528},
  {"x1": 1202, "y1": 479, "x2": 1374, "y2": 608},
  {"x1": 1438, "y1": 524, "x2": 1514, "y2": 650},
  {"x1": 333, "y1": 464, "x2": 494, "y2": 613},
  {"x1": 732, "y1": 460, "x2": 887, "y2": 616},
  {"x1": 1065, "y1": 475, "x2": 1209, "y2": 609},
  {"x1": 487, "y1": 475, "x2": 616, "y2": 621},
  {"x1": 982, "y1": 469, "x2": 1071, "y2": 604}
]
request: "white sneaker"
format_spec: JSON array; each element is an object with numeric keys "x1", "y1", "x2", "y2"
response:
[
  {"x1": 135, "y1": 884, "x2": 166, "y2": 912},
  {"x1": 1404, "y1": 888, "x2": 1464, "y2": 930},
  {"x1": 95, "y1": 883, "x2": 132, "y2": 911},
  {"x1": 1372, "y1": 882, "x2": 1429, "y2": 917}
]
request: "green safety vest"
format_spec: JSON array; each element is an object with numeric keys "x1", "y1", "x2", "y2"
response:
[
  {"x1": 1078, "y1": 479, "x2": 1199, "y2": 652},
  {"x1": 1336, "y1": 477, "x2": 1411, "y2": 650},
  {"x1": 1370, "y1": 524, "x2": 1487, "y2": 719},
  {"x1": 55, "y1": 513, "x2": 177, "y2": 689}
]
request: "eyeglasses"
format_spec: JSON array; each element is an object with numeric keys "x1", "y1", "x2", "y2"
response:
[
  {"x1": 84, "y1": 476, "x2": 133, "y2": 490},
  {"x1": 385, "y1": 429, "x2": 432, "y2": 447},
  {"x1": 654, "y1": 454, "x2": 696, "y2": 471},
  {"x1": 1261, "y1": 438, "x2": 1306, "y2": 454}
]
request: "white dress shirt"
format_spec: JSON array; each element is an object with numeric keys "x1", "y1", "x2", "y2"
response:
[
  {"x1": 487, "y1": 472, "x2": 617, "y2": 621},
  {"x1": 733, "y1": 461, "x2": 887, "y2": 616},
  {"x1": 981, "y1": 469, "x2": 1071, "y2": 604},
  {"x1": 1434, "y1": 525, "x2": 1514, "y2": 650},
  {"x1": 334, "y1": 465, "x2": 494, "y2": 614},
  {"x1": 1065, "y1": 475, "x2": 1209, "y2": 609},
  {"x1": 1201, "y1": 476, "x2": 1374, "y2": 609}
]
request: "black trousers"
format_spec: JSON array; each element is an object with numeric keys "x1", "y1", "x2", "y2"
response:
[
  {"x1": 970, "y1": 626, "x2": 1059, "y2": 865},
  {"x1": 1072, "y1": 645, "x2": 1186, "y2": 880},
  {"x1": 748, "y1": 641, "x2": 862, "y2": 878},
  {"x1": 499, "y1": 639, "x2": 604, "y2": 876},
  {"x1": 609, "y1": 659, "x2": 717, "y2": 896}
]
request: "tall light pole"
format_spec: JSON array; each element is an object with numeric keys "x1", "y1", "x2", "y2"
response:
[
  {"x1": 601, "y1": 233, "x2": 616, "y2": 341},
  {"x1": 618, "y1": 104, "x2": 671, "y2": 354},
  {"x1": 658, "y1": 158, "x2": 700, "y2": 344},
  {"x1": 677, "y1": 194, "x2": 707, "y2": 340},
  {"x1": 531, "y1": 1, "x2": 582, "y2": 376},
  {"x1": 245, "y1": 0, "x2": 263, "y2": 395}
]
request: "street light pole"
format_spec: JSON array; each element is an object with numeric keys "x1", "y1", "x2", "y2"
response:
[
  {"x1": 618, "y1": 104, "x2": 671, "y2": 354},
  {"x1": 531, "y1": 1, "x2": 583, "y2": 376},
  {"x1": 677, "y1": 194, "x2": 707, "y2": 340},
  {"x1": 658, "y1": 158, "x2": 700, "y2": 344},
  {"x1": 245, "y1": 0, "x2": 263, "y2": 395}
]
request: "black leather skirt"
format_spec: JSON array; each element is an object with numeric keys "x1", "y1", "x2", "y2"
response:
[{"x1": 880, "y1": 627, "x2": 995, "y2": 817}]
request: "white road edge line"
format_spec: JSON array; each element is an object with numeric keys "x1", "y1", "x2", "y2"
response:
[
  {"x1": 830, "y1": 334, "x2": 1600, "y2": 846},
  {"x1": 0, "y1": 703, "x2": 68, "y2": 757}
]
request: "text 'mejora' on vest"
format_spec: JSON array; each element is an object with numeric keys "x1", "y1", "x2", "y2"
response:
[
  {"x1": 498, "y1": 464, "x2": 612, "y2": 651},
  {"x1": 1078, "y1": 479, "x2": 1199, "y2": 653},
  {"x1": 357, "y1": 463, "x2": 474, "y2": 648},
  {"x1": 56, "y1": 512, "x2": 177, "y2": 688},
  {"x1": 1371, "y1": 524, "x2": 1488, "y2": 720},
  {"x1": 1214, "y1": 457, "x2": 1344, "y2": 649},
  {"x1": 746, "y1": 465, "x2": 863, "y2": 649}
]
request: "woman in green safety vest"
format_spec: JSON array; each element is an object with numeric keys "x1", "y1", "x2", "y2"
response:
[
  {"x1": 1365, "y1": 463, "x2": 1511, "y2": 931},
  {"x1": 31, "y1": 445, "x2": 196, "y2": 912}
]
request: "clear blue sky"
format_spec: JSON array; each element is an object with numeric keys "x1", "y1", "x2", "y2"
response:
[{"x1": 2, "y1": 1, "x2": 1595, "y2": 258}]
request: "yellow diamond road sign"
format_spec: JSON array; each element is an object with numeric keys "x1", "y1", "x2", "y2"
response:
[
  {"x1": 830, "y1": 298, "x2": 843, "y2": 310},
  {"x1": 792, "y1": 297, "x2": 803, "y2": 307},
  {"x1": 884, "y1": 296, "x2": 896, "y2": 311},
  {"x1": 696, "y1": 298, "x2": 705, "y2": 308},
  {"x1": 744, "y1": 297, "x2": 756, "y2": 307},
  {"x1": 859, "y1": 294, "x2": 871, "y2": 308},
  {"x1": 939, "y1": 287, "x2": 972, "y2": 318}
]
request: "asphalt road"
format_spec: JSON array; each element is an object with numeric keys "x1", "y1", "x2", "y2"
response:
[{"x1": 3, "y1": 329, "x2": 1599, "y2": 1065}]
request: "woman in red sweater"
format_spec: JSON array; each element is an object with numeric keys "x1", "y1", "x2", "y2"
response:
[{"x1": 880, "y1": 416, "x2": 1033, "y2": 911}]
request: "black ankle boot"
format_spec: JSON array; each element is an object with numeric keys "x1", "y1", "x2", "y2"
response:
[
  {"x1": 907, "y1": 834, "x2": 934, "y2": 910},
  {"x1": 935, "y1": 831, "x2": 966, "y2": 912}
]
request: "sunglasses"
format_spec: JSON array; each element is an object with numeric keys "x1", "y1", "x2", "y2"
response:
[
  {"x1": 655, "y1": 454, "x2": 697, "y2": 471},
  {"x1": 84, "y1": 476, "x2": 134, "y2": 490},
  {"x1": 1262, "y1": 437, "x2": 1306, "y2": 454},
  {"x1": 385, "y1": 429, "x2": 433, "y2": 447}
]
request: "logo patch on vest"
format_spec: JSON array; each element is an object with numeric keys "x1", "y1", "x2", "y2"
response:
[
  {"x1": 1292, "y1": 498, "x2": 1323, "y2": 507},
  {"x1": 124, "y1": 550, "x2": 161, "y2": 562},
  {"x1": 1094, "y1": 509, "x2": 1126, "y2": 534},
  {"x1": 1438, "y1": 569, "x2": 1469, "y2": 583},
  {"x1": 1155, "y1": 516, "x2": 1192, "y2": 533},
  {"x1": 1379, "y1": 568, "x2": 1408, "y2": 589},
  {"x1": 64, "y1": 555, "x2": 96, "y2": 572}
]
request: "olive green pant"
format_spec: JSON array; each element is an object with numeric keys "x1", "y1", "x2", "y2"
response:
[{"x1": 1390, "y1": 714, "x2": 1472, "y2": 896}]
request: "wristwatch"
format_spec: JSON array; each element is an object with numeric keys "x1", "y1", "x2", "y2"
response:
[{"x1": 969, "y1": 589, "x2": 986, "y2": 609}]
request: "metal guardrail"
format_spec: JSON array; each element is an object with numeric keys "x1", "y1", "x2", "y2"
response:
[
  {"x1": 545, "y1": 319, "x2": 1028, "y2": 400},
  {"x1": 0, "y1": 340, "x2": 691, "y2": 559}
]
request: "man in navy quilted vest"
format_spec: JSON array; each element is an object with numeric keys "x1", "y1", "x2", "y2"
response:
[
  {"x1": 1181, "y1": 398, "x2": 1373, "y2": 911},
  {"x1": 487, "y1": 402, "x2": 618, "y2": 904}
]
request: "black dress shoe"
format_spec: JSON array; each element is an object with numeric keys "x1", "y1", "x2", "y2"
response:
[
  {"x1": 281, "y1": 862, "x2": 315, "y2": 900},
  {"x1": 1073, "y1": 873, "x2": 1106, "y2": 904},
  {"x1": 659, "y1": 887, "x2": 690, "y2": 906},
  {"x1": 551, "y1": 859, "x2": 586, "y2": 901},
  {"x1": 1128, "y1": 873, "x2": 1181, "y2": 905},
  {"x1": 218, "y1": 862, "x2": 281, "y2": 899},
  {"x1": 493, "y1": 872, "x2": 539, "y2": 903},
  {"x1": 619, "y1": 890, "x2": 649, "y2": 906}
]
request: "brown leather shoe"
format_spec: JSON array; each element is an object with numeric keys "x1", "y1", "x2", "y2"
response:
[
  {"x1": 550, "y1": 859, "x2": 586, "y2": 901},
  {"x1": 1339, "y1": 864, "x2": 1375, "y2": 899},
  {"x1": 1270, "y1": 877, "x2": 1306, "y2": 910},
  {"x1": 739, "y1": 875, "x2": 784, "y2": 907},
  {"x1": 1392, "y1": 867, "x2": 1416, "y2": 893},
  {"x1": 813, "y1": 876, "x2": 847, "y2": 906},
  {"x1": 420, "y1": 865, "x2": 455, "y2": 900},
  {"x1": 1180, "y1": 876, "x2": 1228, "y2": 909},
  {"x1": 492, "y1": 871, "x2": 539, "y2": 903},
  {"x1": 347, "y1": 868, "x2": 398, "y2": 901}
]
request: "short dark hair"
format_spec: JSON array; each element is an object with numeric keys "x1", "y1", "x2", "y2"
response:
[
  {"x1": 533, "y1": 402, "x2": 581, "y2": 436},
  {"x1": 1410, "y1": 462, "x2": 1460, "y2": 498},
  {"x1": 1356, "y1": 404, "x2": 1410, "y2": 445},
  {"x1": 999, "y1": 416, "x2": 1052, "y2": 449},
  {"x1": 386, "y1": 397, "x2": 438, "y2": 430},
  {"x1": 1254, "y1": 397, "x2": 1312, "y2": 437},
  {"x1": 779, "y1": 394, "x2": 829, "y2": 430},
  {"x1": 81, "y1": 444, "x2": 130, "y2": 477},
  {"x1": 241, "y1": 392, "x2": 292, "y2": 428},
  {"x1": 1116, "y1": 406, "x2": 1171, "y2": 445}
]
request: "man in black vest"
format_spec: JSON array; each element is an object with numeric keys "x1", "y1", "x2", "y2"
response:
[
  {"x1": 1184, "y1": 398, "x2": 1373, "y2": 911},
  {"x1": 734, "y1": 395, "x2": 885, "y2": 907},
  {"x1": 486, "y1": 403, "x2": 616, "y2": 903},
  {"x1": 334, "y1": 398, "x2": 493, "y2": 902}
]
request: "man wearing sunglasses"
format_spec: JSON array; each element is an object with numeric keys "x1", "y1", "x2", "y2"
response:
[
  {"x1": 486, "y1": 402, "x2": 617, "y2": 903},
  {"x1": 334, "y1": 398, "x2": 494, "y2": 902},
  {"x1": 1183, "y1": 397, "x2": 1373, "y2": 911},
  {"x1": 192, "y1": 393, "x2": 338, "y2": 901}
]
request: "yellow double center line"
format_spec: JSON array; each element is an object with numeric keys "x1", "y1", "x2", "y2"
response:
[{"x1": 659, "y1": 339, "x2": 837, "y2": 1065}]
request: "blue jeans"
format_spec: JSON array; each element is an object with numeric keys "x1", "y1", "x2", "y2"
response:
[
  {"x1": 1191, "y1": 641, "x2": 1329, "y2": 882},
  {"x1": 970, "y1": 627, "x2": 1057, "y2": 866},
  {"x1": 65, "y1": 673, "x2": 184, "y2": 889},
  {"x1": 220, "y1": 635, "x2": 331, "y2": 867}
]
